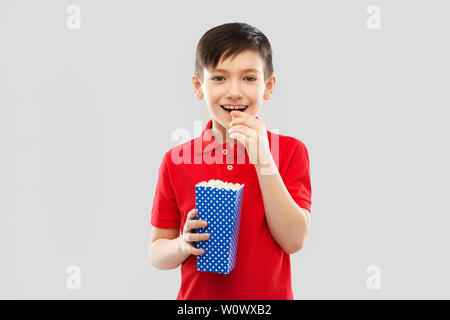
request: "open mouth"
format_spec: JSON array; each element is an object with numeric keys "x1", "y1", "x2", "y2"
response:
[{"x1": 220, "y1": 105, "x2": 248, "y2": 113}]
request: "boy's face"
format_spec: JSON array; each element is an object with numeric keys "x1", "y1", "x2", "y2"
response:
[{"x1": 193, "y1": 49, "x2": 275, "y2": 131}]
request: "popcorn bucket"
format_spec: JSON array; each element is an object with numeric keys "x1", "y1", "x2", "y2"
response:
[{"x1": 194, "y1": 179, "x2": 245, "y2": 274}]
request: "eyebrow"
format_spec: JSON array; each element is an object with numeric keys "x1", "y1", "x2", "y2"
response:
[{"x1": 211, "y1": 68, "x2": 261, "y2": 74}]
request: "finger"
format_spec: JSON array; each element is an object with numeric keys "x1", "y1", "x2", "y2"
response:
[
  {"x1": 228, "y1": 125, "x2": 258, "y2": 139},
  {"x1": 186, "y1": 208, "x2": 198, "y2": 221},
  {"x1": 230, "y1": 110, "x2": 254, "y2": 119},
  {"x1": 184, "y1": 232, "x2": 210, "y2": 242},
  {"x1": 230, "y1": 118, "x2": 260, "y2": 132},
  {"x1": 184, "y1": 209, "x2": 198, "y2": 231},
  {"x1": 230, "y1": 111, "x2": 259, "y2": 126},
  {"x1": 187, "y1": 244, "x2": 205, "y2": 256},
  {"x1": 186, "y1": 219, "x2": 207, "y2": 231},
  {"x1": 229, "y1": 131, "x2": 248, "y2": 146},
  {"x1": 230, "y1": 131, "x2": 259, "y2": 161},
  {"x1": 188, "y1": 208, "x2": 198, "y2": 219}
]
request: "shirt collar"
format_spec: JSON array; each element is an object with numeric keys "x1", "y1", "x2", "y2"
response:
[{"x1": 194, "y1": 116, "x2": 271, "y2": 155}]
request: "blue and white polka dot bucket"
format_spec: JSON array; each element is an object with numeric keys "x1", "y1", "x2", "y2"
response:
[{"x1": 194, "y1": 179, "x2": 245, "y2": 274}]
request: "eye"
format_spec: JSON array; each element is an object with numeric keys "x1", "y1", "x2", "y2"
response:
[
  {"x1": 212, "y1": 76, "x2": 224, "y2": 81},
  {"x1": 245, "y1": 77, "x2": 257, "y2": 82}
]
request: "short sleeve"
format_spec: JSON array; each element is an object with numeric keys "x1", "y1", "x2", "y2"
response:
[
  {"x1": 150, "y1": 151, "x2": 181, "y2": 229},
  {"x1": 282, "y1": 140, "x2": 312, "y2": 213}
]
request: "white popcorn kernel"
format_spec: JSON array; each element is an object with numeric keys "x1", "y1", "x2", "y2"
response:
[{"x1": 196, "y1": 179, "x2": 244, "y2": 191}]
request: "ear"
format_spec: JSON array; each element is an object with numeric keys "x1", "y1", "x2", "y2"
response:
[
  {"x1": 263, "y1": 75, "x2": 276, "y2": 100},
  {"x1": 192, "y1": 72, "x2": 204, "y2": 100}
]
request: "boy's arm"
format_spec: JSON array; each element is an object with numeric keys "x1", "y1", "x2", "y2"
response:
[
  {"x1": 149, "y1": 236, "x2": 190, "y2": 270},
  {"x1": 149, "y1": 227, "x2": 190, "y2": 270},
  {"x1": 255, "y1": 160, "x2": 311, "y2": 255}
]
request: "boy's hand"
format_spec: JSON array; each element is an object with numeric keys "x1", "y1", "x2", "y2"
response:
[
  {"x1": 178, "y1": 208, "x2": 210, "y2": 256},
  {"x1": 228, "y1": 110, "x2": 273, "y2": 167}
]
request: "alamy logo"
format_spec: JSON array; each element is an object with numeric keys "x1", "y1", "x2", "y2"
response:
[
  {"x1": 66, "y1": 265, "x2": 81, "y2": 290},
  {"x1": 66, "y1": 5, "x2": 81, "y2": 30},
  {"x1": 366, "y1": 5, "x2": 381, "y2": 30},
  {"x1": 366, "y1": 264, "x2": 381, "y2": 290}
]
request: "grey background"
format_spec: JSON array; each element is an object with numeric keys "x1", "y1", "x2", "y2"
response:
[{"x1": 1, "y1": 0, "x2": 449, "y2": 299}]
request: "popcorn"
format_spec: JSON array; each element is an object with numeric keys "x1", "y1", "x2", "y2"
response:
[{"x1": 194, "y1": 179, "x2": 245, "y2": 274}]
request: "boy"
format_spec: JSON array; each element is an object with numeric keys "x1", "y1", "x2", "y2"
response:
[{"x1": 149, "y1": 22, "x2": 312, "y2": 300}]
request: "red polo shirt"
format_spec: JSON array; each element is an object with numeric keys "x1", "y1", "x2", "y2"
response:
[{"x1": 150, "y1": 118, "x2": 312, "y2": 300}]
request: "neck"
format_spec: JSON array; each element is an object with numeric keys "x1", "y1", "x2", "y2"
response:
[{"x1": 212, "y1": 119, "x2": 235, "y2": 145}]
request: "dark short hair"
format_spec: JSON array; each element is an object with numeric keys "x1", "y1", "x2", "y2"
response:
[{"x1": 195, "y1": 22, "x2": 274, "y2": 83}]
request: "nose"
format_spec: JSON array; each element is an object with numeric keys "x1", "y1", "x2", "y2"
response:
[{"x1": 226, "y1": 79, "x2": 243, "y2": 99}]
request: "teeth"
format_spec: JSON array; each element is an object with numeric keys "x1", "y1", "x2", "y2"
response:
[{"x1": 222, "y1": 105, "x2": 247, "y2": 110}]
